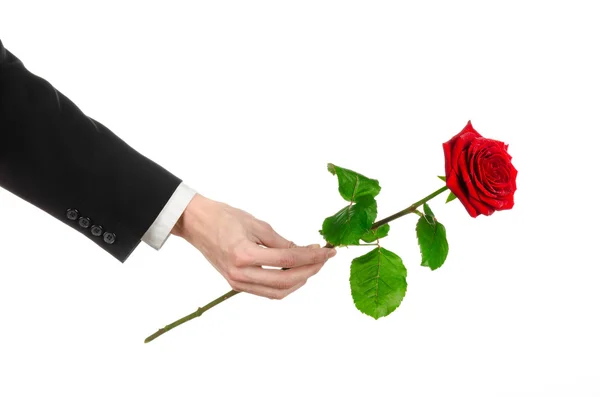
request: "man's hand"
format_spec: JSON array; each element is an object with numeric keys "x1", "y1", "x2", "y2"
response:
[{"x1": 171, "y1": 193, "x2": 337, "y2": 299}]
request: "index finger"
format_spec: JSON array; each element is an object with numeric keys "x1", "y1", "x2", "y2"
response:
[{"x1": 248, "y1": 245, "x2": 336, "y2": 268}]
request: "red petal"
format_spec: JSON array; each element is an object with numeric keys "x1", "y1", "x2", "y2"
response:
[
  {"x1": 503, "y1": 194, "x2": 515, "y2": 209},
  {"x1": 443, "y1": 121, "x2": 482, "y2": 180},
  {"x1": 469, "y1": 195, "x2": 496, "y2": 216},
  {"x1": 450, "y1": 131, "x2": 480, "y2": 175},
  {"x1": 463, "y1": 120, "x2": 477, "y2": 134},
  {"x1": 443, "y1": 140, "x2": 453, "y2": 181},
  {"x1": 447, "y1": 170, "x2": 479, "y2": 217}
]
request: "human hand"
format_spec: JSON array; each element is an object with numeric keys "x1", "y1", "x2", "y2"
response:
[{"x1": 171, "y1": 193, "x2": 337, "y2": 299}]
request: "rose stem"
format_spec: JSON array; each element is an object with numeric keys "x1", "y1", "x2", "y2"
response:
[
  {"x1": 371, "y1": 185, "x2": 448, "y2": 228},
  {"x1": 144, "y1": 185, "x2": 449, "y2": 343}
]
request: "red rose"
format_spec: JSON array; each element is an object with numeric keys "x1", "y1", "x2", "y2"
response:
[{"x1": 443, "y1": 121, "x2": 518, "y2": 217}]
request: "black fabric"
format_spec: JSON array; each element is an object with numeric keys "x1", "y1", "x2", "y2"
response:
[{"x1": 0, "y1": 39, "x2": 182, "y2": 262}]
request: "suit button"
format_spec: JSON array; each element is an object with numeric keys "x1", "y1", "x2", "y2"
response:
[
  {"x1": 66, "y1": 208, "x2": 79, "y2": 221},
  {"x1": 90, "y1": 225, "x2": 103, "y2": 237},
  {"x1": 78, "y1": 217, "x2": 91, "y2": 228},
  {"x1": 103, "y1": 232, "x2": 116, "y2": 245}
]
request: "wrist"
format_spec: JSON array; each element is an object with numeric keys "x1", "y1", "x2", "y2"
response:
[{"x1": 172, "y1": 193, "x2": 211, "y2": 241}]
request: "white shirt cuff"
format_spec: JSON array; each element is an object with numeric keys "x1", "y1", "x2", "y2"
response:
[{"x1": 142, "y1": 182, "x2": 197, "y2": 250}]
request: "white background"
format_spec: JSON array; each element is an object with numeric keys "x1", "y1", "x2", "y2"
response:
[{"x1": 1, "y1": 1, "x2": 599, "y2": 396}]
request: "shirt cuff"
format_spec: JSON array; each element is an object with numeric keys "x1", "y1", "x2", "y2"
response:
[{"x1": 142, "y1": 182, "x2": 197, "y2": 250}]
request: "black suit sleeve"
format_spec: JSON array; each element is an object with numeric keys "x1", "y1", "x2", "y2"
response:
[{"x1": 0, "y1": 39, "x2": 182, "y2": 262}]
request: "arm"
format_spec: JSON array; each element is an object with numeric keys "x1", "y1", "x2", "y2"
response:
[
  {"x1": 0, "y1": 39, "x2": 336, "y2": 298},
  {"x1": 0, "y1": 39, "x2": 181, "y2": 262}
]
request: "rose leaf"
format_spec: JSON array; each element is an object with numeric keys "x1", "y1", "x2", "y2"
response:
[
  {"x1": 327, "y1": 163, "x2": 381, "y2": 202},
  {"x1": 350, "y1": 246, "x2": 407, "y2": 319},
  {"x1": 416, "y1": 203, "x2": 449, "y2": 270},
  {"x1": 320, "y1": 196, "x2": 377, "y2": 246},
  {"x1": 360, "y1": 224, "x2": 391, "y2": 243}
]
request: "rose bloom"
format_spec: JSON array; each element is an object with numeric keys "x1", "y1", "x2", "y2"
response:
[{"x1": 443, "y1": 121, "x2": 518, "y2": 217}]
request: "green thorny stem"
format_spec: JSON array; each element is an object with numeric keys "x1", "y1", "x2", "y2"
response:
[{"x1": 144, "y1": 185, "x2": 450, "y2": 343}]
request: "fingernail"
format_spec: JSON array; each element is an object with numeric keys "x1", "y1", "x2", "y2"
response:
[{"x1": 328, "y1": 249, "x2": 337, "y2": 258}]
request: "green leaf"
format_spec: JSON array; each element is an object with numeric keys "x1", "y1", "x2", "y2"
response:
[
  {"x1": 350, "y1": 247, "x2": 407, "y2": 319},
  {"x1": 416, "y1": 203, "x2": 449, "y2": 270},
  {"x1": 446, "y1": 192, "x2": 457, "y2": 203},
  {"x1": 360, "y1": 224, "x2": 390, "y2": 243},
  {"x1": 320, "y1": 196, "x2": 377, "y2": 246},
  {"x1": 327, "y1": 163, "x2": 381, "y2": 202},
  {"x1": 423, "y1": 202, "x2": 435, "y2": 217},
  {"x1": 438, "y1": 175, "x2": 446, "y2": 182}
]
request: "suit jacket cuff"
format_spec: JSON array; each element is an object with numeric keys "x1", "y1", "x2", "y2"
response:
[{"x1": 142, "y1": 182, "x2": 196, "y2": 250}]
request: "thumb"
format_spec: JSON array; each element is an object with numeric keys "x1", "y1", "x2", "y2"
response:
[
  {"x1": 254, "y1": 223, "x2": 322, "y2": 250},
  {"x1": 289, "y1": 242, "x2": 321, "y2": 249},
  {"x1": 304, "y1": 244, "x2": 322, "y2": 249},
  {"x1": 289, "y1": 242, "x2": 320, "y2": 249}
]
